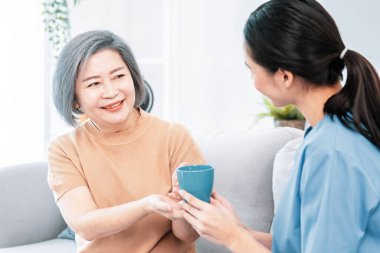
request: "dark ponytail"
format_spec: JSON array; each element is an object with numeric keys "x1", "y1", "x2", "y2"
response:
[
  {"x1": 324, "y1": 50, "x2": 380, "y2": 148},
  {"x1": 244, "y1": 0, "x2": 380, "y2": 149}
]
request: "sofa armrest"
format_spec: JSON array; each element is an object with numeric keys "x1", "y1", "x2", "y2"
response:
[{"x1": 0, "y1": 162, "x2": 66, "y2": 247}]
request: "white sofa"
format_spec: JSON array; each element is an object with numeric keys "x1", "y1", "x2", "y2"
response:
[{"x1": 0, "y1": 127, "x2": 302, "y2": 253}]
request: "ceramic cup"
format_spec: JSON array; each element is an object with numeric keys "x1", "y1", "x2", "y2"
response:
[{"x1": 177, "y1": 164, "x2": 214, "y2": 203}]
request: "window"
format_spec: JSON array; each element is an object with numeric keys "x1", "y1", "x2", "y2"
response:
[{"x1": 0, "y1": 1, "x2": 45, "y2": 167}]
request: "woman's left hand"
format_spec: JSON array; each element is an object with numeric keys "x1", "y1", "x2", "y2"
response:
[{"x1": 178, "y1": 190, "x2": 243, "y2": 247}]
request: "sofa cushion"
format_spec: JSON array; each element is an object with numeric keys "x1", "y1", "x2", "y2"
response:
[
  {"x1": 0, "y1": 162, "x2": 67, "y2": 247},
  {"x1": 191, "y1": 127, "x2": 303, "y2": 253},
  {"x1": 0, "y1": 239, "x2": 76, "y2": 253}
]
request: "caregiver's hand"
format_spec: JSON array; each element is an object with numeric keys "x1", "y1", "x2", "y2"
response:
[
  {"x1": 178, "y1": 190, "x2": 244, "y2": 247},
  {"x1": 211, "y1": 191, "x2": 242, "y2": 226}
]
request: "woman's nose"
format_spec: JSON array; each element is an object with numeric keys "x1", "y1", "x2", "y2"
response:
[{"x1": 102, "y1": 82, "x2": 118, "y2": 98}]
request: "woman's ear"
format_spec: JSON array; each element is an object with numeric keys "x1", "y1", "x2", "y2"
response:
[{"x1": 275, "y1": 68, "x2": 294, "y2": 89}]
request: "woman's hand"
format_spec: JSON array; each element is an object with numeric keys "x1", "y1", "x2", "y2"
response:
[
  {"x1": 178, "y1": 190, "x2": 244, "y2": 247},
  {"x1": 148, "y1": 163, "x2": 193, "y2": 220},
  {"x1": 168, "y1": 162, "x2": 188, "y2": 202},
  {"x1": 211, "y1": 191, "x2": 242, "y2": 226},
  {"x1": 166, "y1": 163, "x2": 201, "y2": 242},
  {"x1": 147, "y1": 194, "x2": 184, "y2": 220}
]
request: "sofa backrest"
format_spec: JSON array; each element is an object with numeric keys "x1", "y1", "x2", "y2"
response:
[
  {"x1": 0, "y1": 162, "x2": 66, "y2": 247},
  {"x1": 0, "y1": 127, "x2": 303, "y2": 251},
  {"x1": 191, "y1": 127, "x2": 303, "y2": 253}
]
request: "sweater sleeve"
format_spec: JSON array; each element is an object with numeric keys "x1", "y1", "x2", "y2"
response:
[
  {"x1": 47, "y1": 138, "x2": 88, "y2": 202},
  {"x1": 168, "y1": 124, "x2": 205, "y2": 174}
]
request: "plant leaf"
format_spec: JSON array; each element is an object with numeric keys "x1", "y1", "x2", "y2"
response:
[{"x1": 258, "y1": 97, "x2": 305, "y2": 120}]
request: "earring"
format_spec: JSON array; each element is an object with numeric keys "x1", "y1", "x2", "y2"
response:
[{"x1": 79, "y1": 114, "x2": 88, "y2": 123}]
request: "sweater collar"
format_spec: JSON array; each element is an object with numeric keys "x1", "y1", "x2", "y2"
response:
[{"x1": 83, "y1": 108, "x2": 152, "y2": 145}]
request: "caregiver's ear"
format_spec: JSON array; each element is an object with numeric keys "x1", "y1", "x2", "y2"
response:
[{"x1": 275, "y1": 68, "x2": 294, "y2": 89}]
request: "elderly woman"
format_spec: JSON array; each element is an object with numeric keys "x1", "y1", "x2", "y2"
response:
[{"x1": 48, "y1": 30, "x2": 204, "y2": 253}]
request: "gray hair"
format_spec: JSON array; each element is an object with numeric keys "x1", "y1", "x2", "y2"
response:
[{"x1": 53, "y1": 30, "x2": 145, "y2": 127}]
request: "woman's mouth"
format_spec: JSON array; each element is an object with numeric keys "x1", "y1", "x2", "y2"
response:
[{"x1": 102, "y1": 100, "x2": 125, "y2": 111}]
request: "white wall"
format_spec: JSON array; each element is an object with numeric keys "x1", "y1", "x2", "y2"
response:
[
  {"x1": 48, "y1": 0, "x2": 380, "y2": 138},
  {"x1": 319, "y1": 0, "x2": 380, "y2": 67},
  {"x1": 0, "y1": 0, "x2": 378, "y2": 167},
  {"x1": 50, "y1": 0, "x2": 271, "y2": 138},
  {"x1": 171, "y1": 0, "x2": 380, "y2": 130},
  {"x1": 172, "y1": 0, "x2": 269, "y2": 130},
  {"x1": 0, "y1": 1, "x2": 45, "y2": 167}
]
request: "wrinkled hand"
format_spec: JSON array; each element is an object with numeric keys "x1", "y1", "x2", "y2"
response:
[
  {"x1": 178, "y1": 190, "x2": 243, "y2": 247},
  {"x1": 147, "y1": 194, "x2": 184, "y2": 220}
]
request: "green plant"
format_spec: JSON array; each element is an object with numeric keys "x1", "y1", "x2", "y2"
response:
[
  {"x1": 42, "y1": 0, "x2": 82, "y2": 56},
  {"x1": 258, "y1": 97, "x2": 305, "y2": 121}
]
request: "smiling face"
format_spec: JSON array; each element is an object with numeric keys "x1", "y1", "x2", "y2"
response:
[{"x1": 75, "y1": 49, "x2": 139, "y2": 133}]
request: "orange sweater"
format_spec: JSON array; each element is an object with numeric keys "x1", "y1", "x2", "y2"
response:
[{"x1": 48, "y1": 110, "x2": 204, "y2": 253}]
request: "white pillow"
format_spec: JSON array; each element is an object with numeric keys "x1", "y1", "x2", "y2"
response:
[{"x1": 272, "y1": 137, "x2": 303, "y2": 213}]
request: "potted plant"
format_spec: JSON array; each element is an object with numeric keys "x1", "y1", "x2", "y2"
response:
[
  {"x1": 258, "y1": 98, "x2": 306, "y2": 130},
  {"x1": 42, "y1": 0, "x2": 82, "y2": 56}
]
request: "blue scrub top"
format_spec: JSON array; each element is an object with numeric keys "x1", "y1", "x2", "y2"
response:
[{"x1": 272, "y1": 114, "x2": 380, "y2": 253}]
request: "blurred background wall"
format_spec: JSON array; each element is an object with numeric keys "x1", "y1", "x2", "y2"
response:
[{"x1": 1, "y1": 0, "x2": 379, "y2": 167}]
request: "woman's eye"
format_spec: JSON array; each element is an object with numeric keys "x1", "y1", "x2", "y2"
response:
[
  {"x1": 114, "y1": 74, "x2": 125, "y2": 79},
  {"x1": 87, "y1": 82, "x2": 100, "y2": 88}
]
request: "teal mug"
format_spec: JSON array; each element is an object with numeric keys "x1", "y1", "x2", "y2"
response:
[{"x1": 177, "y1": 165, "x2": 214, "y2": 203}]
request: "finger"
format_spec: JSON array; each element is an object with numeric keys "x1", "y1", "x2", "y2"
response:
[
  {"x1": 168, "y1": 191, "x2": 179, "y2": 197},
  {"x1": 168, "y1": 192, "x2": 183, "y2": 201},
  {"x1": 171, "y1": 196, "x2": 183, "y2": 202},
  {"x1": 212, "y1": 192, "x2": 231, "y2": 207},
  {"x1": 212, "y1": 191, "x2": 224, "y2": 201},
  {"x1": 168, "y1": 192, "x2": 178, "y2": 199},
  {"x1": 180, "y1": 199, "x2": 202, "y2": 218},
  {"x1": 171, "y1": 210, "x2": 184, "y2": 220},
  {"x1": 210, "y1": 197, "x2": 223, "y2": 208},
  {"x1": 159, "y1": 206, "x2": 185, "y2": 221},
  {"x1": 158, "y1": 195, "x2": 179, "y2": 211},
  {"x1": 182, "y1": 212, "x2": 207, "y2": 237},
  {"x1": 161, "y1": 195, "x2": 177, "y2": 204},
  {"x1": 178, "y1": 190, "x2": 208, "y2": 210},
  {"x1": 171, "y1": 186, "x2": 180, "y2": 194},
  {"x1": 166, "y1": 205, "x2": 173, "y2": 213},
  {"x1": 182, "y1": 210, "x2": 200, "y2": 228}
]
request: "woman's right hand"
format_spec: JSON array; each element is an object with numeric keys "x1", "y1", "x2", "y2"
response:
[
  {"x1": 147, "y1": 194, "x2": 184, "y2": 220},
  {"x1": 178, "y1": 190, "x2": 244, "y2": 247},
  {"x1": 179, "y1": 190, "x2": 271, "y2": 252}
]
